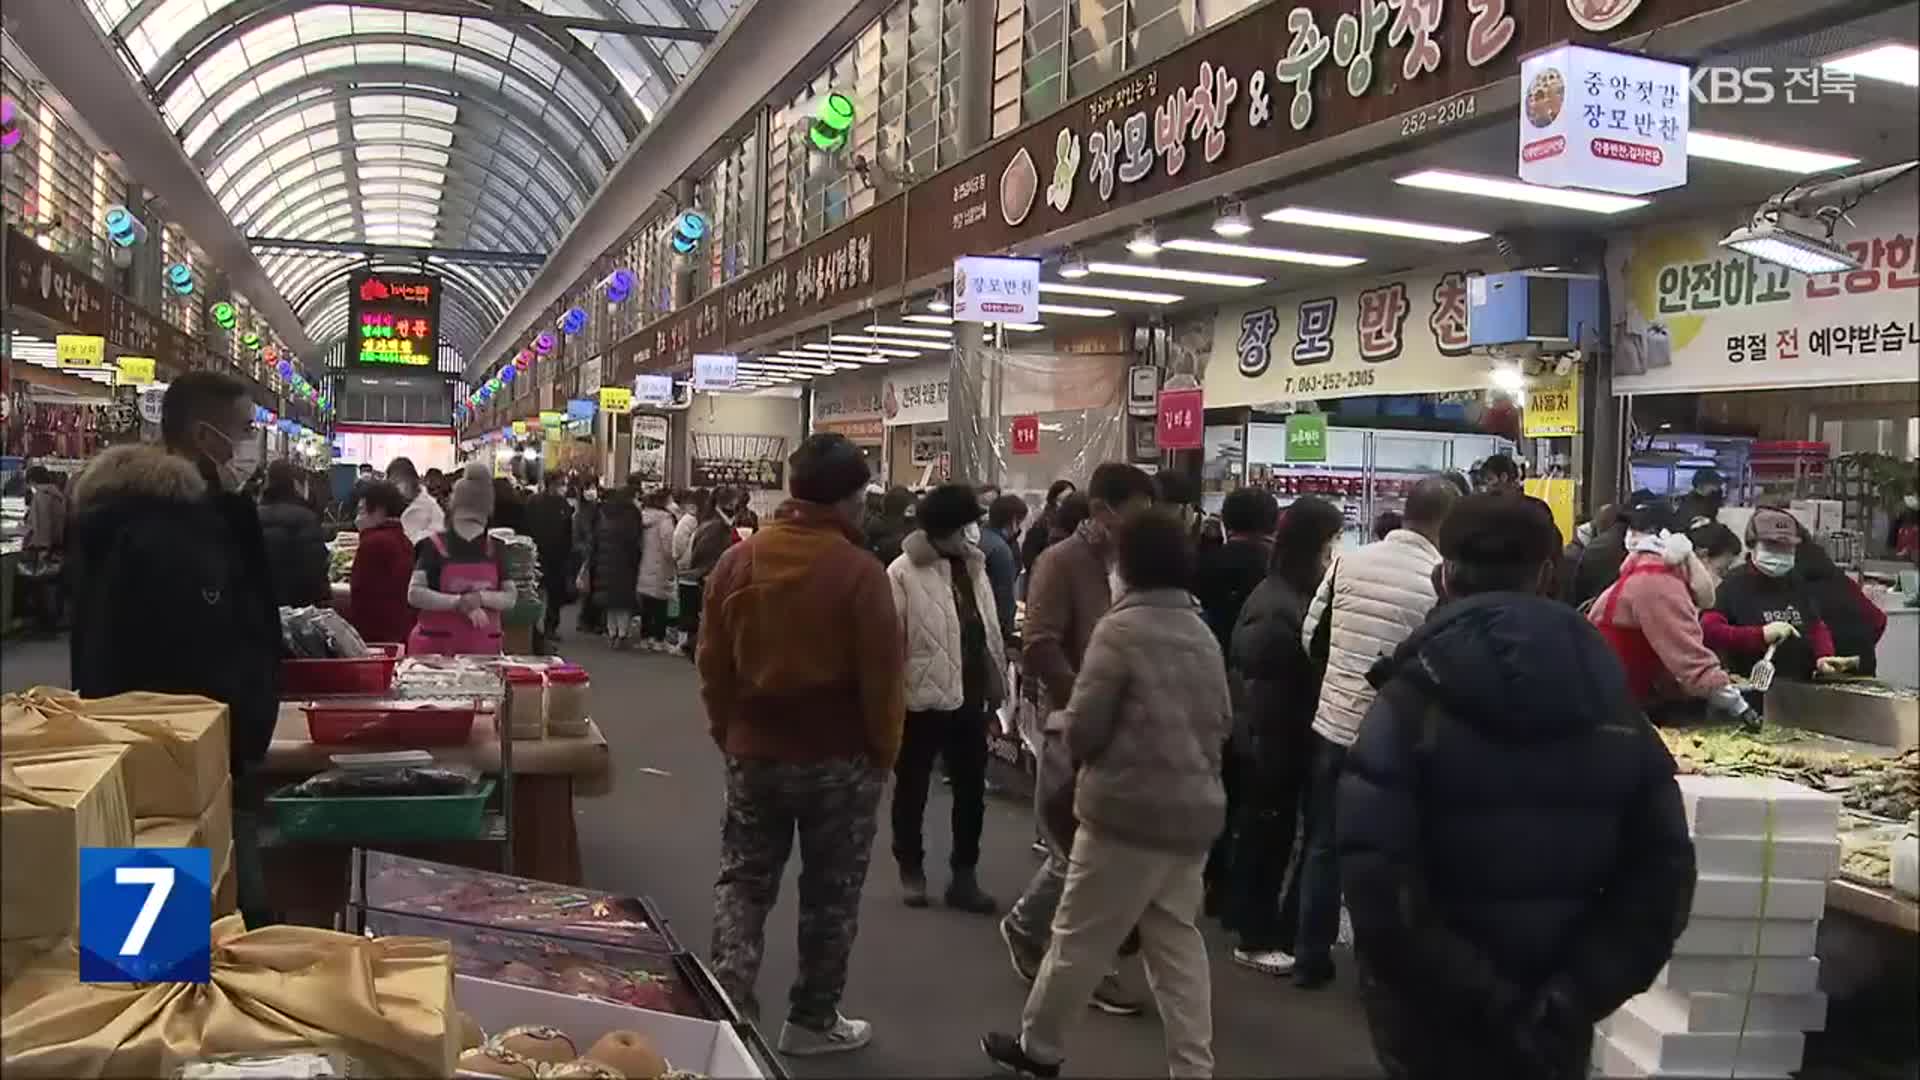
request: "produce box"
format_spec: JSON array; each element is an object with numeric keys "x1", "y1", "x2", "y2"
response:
[
  {"x1": 1692, "y1": 833, "x2": 1839, "y2": 881},
  {"x1": 1659, "y1": 955, "x2": 1820, "y2": 996},
  {"x1": 1623, "y1": 985, "x2": 1826, "y2": 1035},
  {"x1": 2, "y1": 689, "x2": 227, "y2": 818},
  {"x1": 1672, "y1": 917, "x2": 1818, "y2": 958},
  {"x1": 1678, "y1": 776, "x2": 1841, "y2": 840},
  {"x1": 133, "y1": 774, "x2": 233, "y2": 875},
  {"x1": 1, "y1": 746, "x2": 133, "y2": 940},
  {"x1": 454, "y1": 974, "x2": 774, "y2": 1079},
  {"x1": 1689, "y1": 874, "x2": 1829, "y2": 921},
  {"x1": 1601, "y1": 998, "x2": 1804, "y2": 1077}
]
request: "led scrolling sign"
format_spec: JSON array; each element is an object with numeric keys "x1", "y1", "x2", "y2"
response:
[{"x1": 350, "y1": 271, "x2": 441, "y2": 367}]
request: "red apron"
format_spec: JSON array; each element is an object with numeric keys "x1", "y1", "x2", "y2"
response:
[
  {"x1": 406, "y1": 533, "x2": 505, "y2": 656},
  {"x1": 1594, "y1": 560, "x2": 1684, "y2": 703}
]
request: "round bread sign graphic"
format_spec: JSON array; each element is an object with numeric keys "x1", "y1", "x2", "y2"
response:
[
  {"x1": 1567, "y1": 0, "x2": 1643, "y2": 31},
  {"x1": 1525, "y1": 68, "x2": 1566, "y2": 128}
]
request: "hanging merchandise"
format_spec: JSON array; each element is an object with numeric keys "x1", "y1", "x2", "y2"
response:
[
  {"x1": 277, "y1": 359, "x2": 295, "y2": 380},
  {"x1": 534, "y1": 332, "x2": 556, "y2": 356},
  {"x1": 500, "y1": 365, "x2": 518, "y2": 384},
  {"x1": 241, "y1": 332, "x2": 262, "y2": 351},
  {"x1": 513, "y1": 351, "x2": 532, "y2": 371},
  {"x1": 559, "y1": 307, "x2": 588, "y2": 336},
  {"x1": 604, "y1": 268, "x2": 635, "y2": 304},
  {"x1": 670, "y1": 210, "x2": 708, "y2": 255},
  {"x1": 808, "y1": 92, "x2": 855, "y2": 152},
  {"x1": 102, "y1": 205, "x2": 146, "y2": 249},
  {"x1": 211, "y1": 301, "x2": 237, "y2": 330},
  {"x1": 0, "y1": 97, "x2": 20, "y2": 151},
  {"x1": 165, "y1": 262, "x2": 194, "y2": 296}
]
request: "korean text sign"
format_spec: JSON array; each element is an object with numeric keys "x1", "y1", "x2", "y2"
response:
[
  {"x1": 693, "y1": 353, "x2": 738, "y2": 391},
  {"x1": 348, "y1": 271, "x2": 440, "y2": 367},
  {"x1": 1518, "y1": 44, "x2": 1690, "y2": 195},
  {"x1": 1156, "y1": 387, "x2": 1204, "y2": 451},
  {"x1": 952, "y1": 255, "x2": 1040, "y2": 324}
]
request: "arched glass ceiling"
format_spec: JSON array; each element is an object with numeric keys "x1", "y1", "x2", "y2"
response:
[{"x1": 83, "y1": 0, "x2": 738, "y2": 356}]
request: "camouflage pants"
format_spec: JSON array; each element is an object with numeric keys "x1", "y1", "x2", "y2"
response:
[{"x1": 711, "y1": 755, "x2": 883, "y2": 1028}]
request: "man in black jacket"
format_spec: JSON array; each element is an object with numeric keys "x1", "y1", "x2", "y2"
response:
[
  {"x1": 1338, "y1": 494, "x2": 1694, "y2": 1080},
  {"x1": 68, "y1": 371, "x2": 282, "y2": 927},
  {"x1": 524, "y1": 472, "x2": 576, "y2": 643}
]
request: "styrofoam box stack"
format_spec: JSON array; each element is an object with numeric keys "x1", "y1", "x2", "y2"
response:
[{"x1": 1594, "y1": 776, "x2": 1839, "y2": 1078}]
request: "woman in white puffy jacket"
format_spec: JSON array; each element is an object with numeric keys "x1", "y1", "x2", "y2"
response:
[{"x1": 886, "y1": 483, "x2": 1008, "y2": 915}]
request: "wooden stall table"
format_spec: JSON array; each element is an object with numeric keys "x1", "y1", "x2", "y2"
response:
[{"x1": 258, "y1": 702, "x2": 609, "y2": 925}]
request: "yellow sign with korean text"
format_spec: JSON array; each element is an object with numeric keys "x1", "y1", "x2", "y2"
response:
[
  {"x1": 539, "y1": 410, "x2": 564, "y2": 428},
  {"x1": 1524, "y1": 478, "x2": 1576, "y2": 547},
  {"x1": 116, "y1": 356, "x2": 157, "y2": 384},
  {"x1": 1522, "y1": 370, "x2": 1580, "y2": 438},
  {"x1": 599, "y1": 386, "x2": 632, "y2": 414},
  {"x1": 56, "y1": 335, "x2": 107, "y2": 368},
  {"x1": 511, "y1": 421, "x2": 528, "y2": 438}
]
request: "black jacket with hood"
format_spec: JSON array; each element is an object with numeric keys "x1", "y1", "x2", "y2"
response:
[
  {"x1": 1227, "y1": 574, "x2": 1320, "y2": 783},
  {"x1": 66, "y1": 445, "x2": 283, "y2": 770},
  {"x1": 1337, "y1": 592, "x2": 1694, "y2": 1080},
  {"x1": 257, "y1": 497, "x2": 330, "y2": 608}
]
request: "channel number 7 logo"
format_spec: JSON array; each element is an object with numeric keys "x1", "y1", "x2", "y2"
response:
[{"x1": 78, "y1": 848, "x2": 213, "y2": 983}]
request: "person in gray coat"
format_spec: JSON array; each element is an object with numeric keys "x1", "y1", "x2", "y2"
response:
[{"x1": 984, "y1": 508, "x2": 1230, "y2": 1079}]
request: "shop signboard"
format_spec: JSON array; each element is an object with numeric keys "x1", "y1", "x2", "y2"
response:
[
  {"x1": 901, "y1": 0, "x2": 1733, "y2": 279},
  {"x1": 882, "y1": 360, "x2": 950, "y2": 427},
  {"x1": 1517, "y1": 44, "x2": 1689, "y2": 195},
  {"x1": 630, "y1": 414, "x2": 670, "y2": 484},
  {"x1": 539, "y1": 410, "x2": 565, "y2": 429},
  {"x1": 813, "y1": 369, "x2": 885, "y2": 443},
  {"x1": 56, "y1": 334, "x2": 107, "y2": 368},
  {"x1": 1156, "y1": 387, "x2": 1204, "y2": 451},
  {"x1": 1607, "y1": 195, "x2": 1920, "y2": 394},
  {"x1": 7, "y1": 226, "x2": 109, "y2": 336},
  {"x1": 693, "y1": 353, "x2": 738, "y2": 391},
  {"x1": 1522, "y1": 370, "x2": 1581, "y2": 436},
  {"x1": 1286, "y1": 413, "x2": 1330, "y2": 462},
  {"x1": 1206, "y1": 264, "x2": 1493, "y2": 407},
  {"x1": 116, "y1": 356, "x2": 156, "y2": 385},
  {"x1": 599, "y1": 386, "x2": 633, "y2": 414},
  {"x1": 1011, "y1": 414, "x2": 1040, "y2": 455},
  {"x1": 566, "y1": 398, "x2": 598, "y2": 421},
  {"x1": 348, "y1": 270, "x2": 440, "y2": 367},
  {"x1": 511, "y1": 420, "x2": 528, "y2": 438},
  {"x1": 952, "y1": 255, "x2": 1040, "y2": 324},
  {"x1": 138, "y1": 387, "x2": 166, "y2": 424},
  {"x1": 634, "y1": 374, "x2": 674, "y2": 404},
  {"x1": 725, "y1": 197, "x2": 907, "y2": 344}
]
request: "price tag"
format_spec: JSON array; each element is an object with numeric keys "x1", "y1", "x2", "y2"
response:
[{"x1": 79, "y1": 848, "x2": 212, "y2": 983}]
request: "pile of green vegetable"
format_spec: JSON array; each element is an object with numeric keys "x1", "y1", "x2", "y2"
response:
[{"x1": 1660, "y1": 725, "x2": 1919, "y2": 822}]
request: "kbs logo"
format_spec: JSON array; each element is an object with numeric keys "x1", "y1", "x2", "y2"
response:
[
  {"x1": 79, "y1": 848, "x2": 213, "y2": 983},
  {"x1": 1690, "y1": 66, "x2": 1857, "y2": 105}
]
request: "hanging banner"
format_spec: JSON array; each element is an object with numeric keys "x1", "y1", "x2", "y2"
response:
[
  {"x1": 1207, "y1": 265, "x2": 1493, "y2": 408},
  {"x1": 1522, "y1": 370, "x2": 1581, "y2": 437},
  {"x1": 882, "y1": 360, "x2": 951, "y2": 427},
  {"x1": 1517, "y1": 44, "x2": 1690, "y2": 196},
  {"x1": 1010, "y1": 415, "x2": 1040, "y2": 455},
  {"x1": 630, "y1": 414, "x2": 670, "y2": 484},
  {"x1": 634, "y1": 374, "x2": 674, "y2": 405},
  {"x1": 952, "y1": 255, "x2": 1040, "y2": 324},
  {"x1": 693, "y1": 352, "x2": 738, "y2": 391},
  {"x1": 511, "y1": 421, "x2": 528, "y2": 438},
  {"x1": 599, "y1": 386, "x2": 633, "y2": 414},
  {"x1": 814, "y1": 369, "x2": 885, "y2": 443},
  {"x1": 56, "y1": 334, "x2": 107, "y2": 368},
  {"x1": 348, "y1": 270, "x2": 440, "y2": 367},
  {"x1": 1156, "y1": 387, "x2": 1204, "y2": 451},
  {"x1": 539, "y1": 410, "x2": 565, "y2": 429},
  {"x1": 1608, "y1": 193, "x2": 1920, "y2": 394},
  {"x1": 115, "y1": 356, "x2": 156, "y2": 384},
  {"x1": 566, "y1": 398, "x2": 598, "y2": 421}
]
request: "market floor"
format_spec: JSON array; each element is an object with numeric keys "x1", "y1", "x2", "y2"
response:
[{"x1": 1, "y1": 629, "x2": 1384, "y2": 1079}]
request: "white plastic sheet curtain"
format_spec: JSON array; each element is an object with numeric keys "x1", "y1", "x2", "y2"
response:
[{"x1": 949, "y1": 341, "x2": 1126, "y2": 506}]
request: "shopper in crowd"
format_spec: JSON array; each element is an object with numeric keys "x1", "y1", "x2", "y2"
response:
[
  {"x1": 347, "y1": 480, "x2": 417, "y2": 646},
  {"x1": 525, "y1": 472, "x2": 576, "y2": 643},
  {"x1": 407, "y1": 464, "x2": 514, "y2": 656},
  {"x1": 1339, "y1": 493, "x2": 1696, "y2": 1080},
  {"x1": 983, "y1": 508, "x2": 1230, "y2": 1079},
  {"x1": 980, "y1": 492, "x2": 1028, "y2": 642},
  {"x1": 887, "y1": 484, "x2": 1007, "y2": 913},
  {"x1": 1889, "y1": 483, "x2": 1919, "y2": 560},
  {"x1": 590, "y1": 482, "x2": 645, "y2": 649},
  {"x1": 1673, "y1": 466, "x2": 1727, "y2": 529},
  {"x1": 681, "y1": 485, "x2": 742, "y2": 657},
  {"x1": 674, "y1": 487, "x2": 711, "y2": 566},
  {"x1": 490, "y1": 476, "x2": 529, "y2": 535},
  {"x1": 1371, "y1": 510, "x2": 1403, "y2": 543},
  {"x1": 1703, "y1": 507, "x2": 1848, "y2": 684},
  {"x1": 865, "y1": 486, "x2": 915, "y2": 566},
  {"x1": 1689, "y1": 521, "x2": 1741, "y2": 582},
  {"x1": 257, "y1": 460, "x2": 331, "y2": 608},
  {"x1": 1794, "y1": 522, "x2": 1886, "y2": 677},
  {"x1": 1224, "y1": 495, "x2": 1344, "y2": 978},
  {"x1": 385, "y1": 456, "x2": 445, "y2": 544},
  {"x1": 700, "y1": 433, "x2": 905, "y2": 1056},
  {"x1": 68, "y1": 371, "x2": 281, "y2": 927},
  {"x1": 573, "y1": 476, "x2": 604, "y2": 635},
  {"x1": 1476, "y1": 453, "x2": 1521, "y2": 495},
  {"x1": 1003, "y1": 462, "x2": 1158, "y2": 1017},
  {"x1": 423, "y1": 467, "x2": 449, "y2": 506},
  {"x1": 1022, "y1": 479, "x2": 1078, "y2": 570},
  {"x1": 1560, "y1": 504, "x2": 1617, "y2": 603},
  {"x1": 1154, "y1": 470, "x2": 1203, "y2": 538},
  {"x1": 636, "y1": 485, "x2": 678, "y2": 652},
  {"x1": 976, "y1": 483, "x2": 1002, "y2": 512},
  {"x1": 17, "y1": 464, "x2": 68, "y2": 635},
  {"x1": 1293, "y1": 475, "x2": 1459, "y2": 988},
  {"x1": 1568, "y1": 500, "x2": 1633, "y2": 609}
]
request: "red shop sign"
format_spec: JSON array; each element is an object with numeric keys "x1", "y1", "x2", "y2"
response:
[
  {"x1": 1156, "y1": 387, "x2": 1203, "y2": 451},
  {"x1": 1010, "y1": 414, "x2": 1040, "y2": 455}
]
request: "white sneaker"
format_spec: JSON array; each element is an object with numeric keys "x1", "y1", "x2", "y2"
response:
[
  {"x1": 1232, "y1": 948, "x2": 1297, "y2": 977},
  {"x1": 776, "y1": 1013, "x2": 872, "y2": 1056}
]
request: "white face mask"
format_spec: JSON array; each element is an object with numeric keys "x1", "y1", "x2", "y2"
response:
[
  {"x1": 1752, "y1": 550, "x2": 1796, "y2": 578},
  {"x1": 1575, "y1": 522, "x2": 1595, "y2": 546},
  {"x1": 963, "y1": 522, "x2": 981, "y2": 544},
  {"x1": 202, "y1": 423, "x2": 262, "y2": 492}
]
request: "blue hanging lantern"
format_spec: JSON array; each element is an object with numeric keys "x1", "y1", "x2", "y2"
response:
[
  {"x1": 166, "y1": 262, "x2": 194, "y2": 296},
  {"x1": 559, "y1": 307, "x2": 588, "y2": 336},
  {"x1": 500, "y1": 365, "x2": 518, "y2": 384},
  {"x1": 605, "y1": 269, "x2": 634, "y2": 304},
  {"x1": 103, "y1": 205, "x2": 146, "y2": 249},
  {"x1": 276, "y1": 359, "x2": 294, "y2": 379},
  {"x1": 534, "y1": 332, "x2": 556, "y2": 356},
  {"x1": 671, "y1": 209, "x2": 707, "y2": 255}
]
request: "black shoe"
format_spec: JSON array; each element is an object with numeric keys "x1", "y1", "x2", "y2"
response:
[
  {"x1": 900, "y1": 864, "x2": 929, "y2": 908},
  {"x1": 1293, "y1": 959, "x2": 1336, "y2": 990},
  {"x1": 982, "y1": 1032, "x2": 1059, "y2": 1078},
  {"x1": 945, "y1": 870, "x2": 998, "y2": 915},
  {"x1": 999, "y1": 916, "x2": 1041, "y2": 983},
  {"x1": 1089, "y1": 975, "x2": 1145, "y2": 1016}
]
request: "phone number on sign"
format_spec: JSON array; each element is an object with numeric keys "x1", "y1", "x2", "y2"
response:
[
  {"x1": 1283, "y1": 369, "x2": 1376, "y2": 396},
  {"x1": 1400, "y1": 92, "x2": 1479, "y2": 139}
]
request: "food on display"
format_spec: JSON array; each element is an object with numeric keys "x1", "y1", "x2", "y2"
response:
[
  {"x1": 361, "y1": 854, "x2": 676, "y2": 950},
  {"x1": 392, "y1": 657, "x2": 508, "y2": 702},
  {"x1": 283, "y1": 762, "x2": 481, "y2": 798},
  {"x1": 280, "y1": 606, "x2": 373, "y2": 658},
  {"x1": 175, "y1": 1052, "x2": 355, "y2": 1078},
  {"x1": 1660, "y1": 726, "x2": 1918, "y2": 822},
  {"x1": 546, "y1": 666, "x2": 591, "y2": 738},
  {"x1": 459, "y1": 1047, "x2": 539, "y2": 1078},
  {"x1": 495, "y1": 1026, "x2": 577, "y2": 1064},
  {"x1": 585, "y1": 1032, "x2": 668, "y2": 1079},
  {"x1": 503, "y1": 667, "x2": 548, "y2": 740},
  {"x1": 329, "y1": 533, "x2": 359, "y2": 583},
  {"x1": 455, "y1": 1027, "x2": 672, "y2": 1080}
]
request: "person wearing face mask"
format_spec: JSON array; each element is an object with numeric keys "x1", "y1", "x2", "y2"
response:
[
  {"x1": 347, "y1": 481, "x2": 419, "y2": 646},
  {"x1": 406, "y1": 464, "x2": 516, "y2": 656},
  {"x1": 1891, "y1": 487, "x2": 1920, "y2": 561},
  {"x1": 386, "y1": 456, "x2": 444, "y2": 545},
  {"x1": 1793, "y1": 521, "x2": 1885, "y2": 678},
  {"x1": 573, "y1": 478, "x2": 604, "y2": 635},
  {"x1": 1673, "y1": 467, "x2": 1727, "y2": 530},
  {"x1": 1702, "y1": 507, "x2": 1846, "y2": 685},
  {"x1": 67, "y1": 371, "x2": 282, "y2": 927}
]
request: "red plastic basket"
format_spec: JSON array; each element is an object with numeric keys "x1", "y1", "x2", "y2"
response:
[
  {"x1": 302, "y1": 701, "x2": 476, "y2": 746},
  {"x1": 281, "y1": 644, "x2": 404, "y2": 698}
]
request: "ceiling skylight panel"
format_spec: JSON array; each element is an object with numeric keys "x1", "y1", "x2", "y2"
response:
[
  {"x1": 354, "y1": 43, "x2": 405, "y2": 65},
  {"x1": 405, "y1": 44, "x2": 459, "y2": 73},
  {"x1": 193, "y1": 40, "x2": 252, "y2": 97},
  {"x1": 354, "y1": 121, "x2": 405, "y2": 141},
  {"x1": 163, "y1": 81, "x2": 204, "y2": 129},
  {"x1": 351, "y1": 95, "x2": 405, "y2": 117},
  {"x1": 141, "y1": 0, "x2": 212, "y2": 64},
  {"x1": 513, "y1": 39, "x2": 561, "y2": 86},
  {"x1": 459, "y1": 19, "x2": 517, "y2": 62},
  {"x1": 303, "y1": 44, "x2": 358, "y2": 74},
  {"x1": 182, "y1": 113, "x2": 220, "y2": 157}
]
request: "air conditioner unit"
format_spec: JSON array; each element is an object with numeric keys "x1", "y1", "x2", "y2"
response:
[{"x1": 1467, "y1": 271, "x2": 1603, "y2": 351}]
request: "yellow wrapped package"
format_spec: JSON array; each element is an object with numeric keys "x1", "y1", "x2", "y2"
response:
[
  {"x1": 1, "y1": 689, "x2": 228, "y2": 820},
  {"x1": 0, "y1": 917, "x2": 459, "y2": 1079},
  {"x1": 133, "y1": 775, "x2": 234, "y2": 880},
  {"x1": 1, "y1": 746, "x2": 134, "y2": 941}
]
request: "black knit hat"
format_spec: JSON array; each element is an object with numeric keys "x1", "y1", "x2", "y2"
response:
[
  {"x1": 917, "y1": 483, "x2": 984, "y2": 535},
  {"x1": 787, "y1": 433, "x2": 872, "y2": 504},
  {"x1": 1438, "y1": 493, "x2": 1562, "y2": 568}
]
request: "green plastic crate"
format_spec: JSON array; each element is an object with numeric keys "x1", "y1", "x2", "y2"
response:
[{"x1": 267, "y1": 779, "x2": 496, "y2": 843}]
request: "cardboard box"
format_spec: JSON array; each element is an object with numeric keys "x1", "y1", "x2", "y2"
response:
[
  {"x1": 1622, "y1": 985, "x2": 1827, "y2": 1035},
  {"x1": 1693, "y1": 834, "x2": 1840, "y2": 881},
  {"x1": 1602, "y1": 999, "x2": 1805, "y2": 1077},
  {"x1": 1678, "y1": 776, "x2": 1841, "y2": 841},
  {"x1": 1, "y1": 746, "x2": 134, "y2": 941},
  {"x1": 1660, "y1": 955, "x2": 1820, "y2": 996},
  {"x1": 1673, "y1": 917, "x2": 1819, "y2": 958},
  {"x1": 454, "y1": 975, "x2": 766, "y2": 1078},
  {"x1": 2, "y1": 690, "x2": 229, "y2": 819},
  {"x1": 1690, "y1": 874, "x2": 1829, "y2": 921},
  {"x1": 133, "y1": 775, "x2": 233, "y2": 872}
]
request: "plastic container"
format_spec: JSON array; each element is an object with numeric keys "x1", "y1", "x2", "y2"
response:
[
  {"x1": 302, "y1": 700, "x2": 477, "y2": 745},
  {"x1": 501, "y1": 665, "x2": 546, "y2": 740},
  {"x1": 1894, "y1": 815, "x2": 1919, "y2": 900},
  {"x1": 267, "y1": 778, "x2": 495, "y2": 842},
  {"x1": 546, "y1": 665, "x2": 590, "y2": 737},
  {"x1": 281, "y1": 643, "x2": 404, "y2": 697}
]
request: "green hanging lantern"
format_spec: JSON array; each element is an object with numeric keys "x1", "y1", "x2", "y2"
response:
[
  {"x1": 241, "y1": 331, "x2": 262, "y2": 351},
  {"x1": 212, "y1": 301, "x2": 237, "y2": 330},
  {"x1": 809, "y1": 92, "x2": 854, "y2": 152}
]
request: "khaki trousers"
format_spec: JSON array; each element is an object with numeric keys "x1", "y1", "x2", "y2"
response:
[{"x1": 1020, "y1": 824, "x2": 1214, "y2": 1077}]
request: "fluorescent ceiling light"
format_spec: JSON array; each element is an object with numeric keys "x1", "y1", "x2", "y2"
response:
[
  {"x1": 1159, "y1": 239, "x2": 1364, "y2": 268},
  {"x1": 1688, "y1": 131, "x2": 1860, "y2": 174},
  {"x1": 1262, "y1": 206, "x2": 1490, "y2": 244},
  {"x1": 1126, "y1": 225, "x2": 1161, "y2": 256},
  {"x1": 1823, "y1": 42, "x2": 1919, "y2": 87},
  {"x1": 903, "y1": 314, "x2": 955, "y2": 325},
  {"x1": 1005, "y1": 323, "x2": 1045, "y2": 332},
  {"x1": 798, "y1": 345, "x2": 901, "y2": 363},
  {"x1": 1037, "y1": 303, "x2": 1117, "y2": 317},
  {"x1": 769, "y1": 353, "x2": 855, "y2": 370},
  {"x1": 862, "y1": 324, "x2": 952, "y2": 338},
  {"x1": 1087, "y1": 260, "x2": 1267, "y2": 287},
  {"x1": 827, "y1": 335, "x2": 942, "y2": 352},
  {"x1": 1395, "y1": 169, "x2": 1650, "y2": 214},
  {"x1": 1212, "y1": 198, "x2": 1252, "y2": 238},
  {"x1": 1719, "y1": 220, "x2": 1860, "y2": 275},
  {"x1": 1039, "y1": 281, "x2": 1184, "y2": 304}
]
